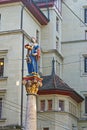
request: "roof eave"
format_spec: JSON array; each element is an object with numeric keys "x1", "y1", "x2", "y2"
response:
[
  {"x1": 36, "y1": 2, "x2": 54, "y2": 8},
  {"x1": 38, "y1": 89, "x2": 84, "y2": 103},
  {"x1": 0, "y1": 0, "x2": 49, "y2": 25},
  {"x1": 22, "y1": 0, "x2": 49, "y2": 25}
]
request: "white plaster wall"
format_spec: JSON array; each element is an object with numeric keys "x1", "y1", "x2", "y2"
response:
[
  {"x1": 0, "y1": 33, "x2": 23, "y2": 125},
  {"x1": 42, "y1": 52, "x2": 63, "y2": 76},
  {"x1": 0, "y1": 2, "x2": 42, "y2": 126},
  {"x1": 41, "y1": 9, "x2": 62, "y2": 53},
  {"x1": 62, "y1": 41, "x2": 87, "y2": 118},
  {"x1": 62, "y1": 41, "x2": 87, "y2": 91},
  {"x1": 62, "y1": 0, "x2": 87, "y2": 120},
  {"x1": 0, "y1": 3, "x2": 21, "y2": 31},
  {"x1": 62, "y1": 0, "x2": 87, "y2": 41},
  {"x1": 23, "y1": 8, "x2": 41, "y2": 42}
]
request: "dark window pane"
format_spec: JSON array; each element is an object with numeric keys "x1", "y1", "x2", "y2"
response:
[
  {"x1": 84, "y1": 9, "x2": 87, "y2": 23},
  {"x1": 36, "y1": 30, "x2": 39, "y2": 43},
  {"x1": 40, "y1": 100, "x2": 45, "y2": 111},
  {"x1": 0, "y1": 98, "x2": 2, "y2": 119},
  {"x1": 56, "y1": 17, "x2": 59, "y2": 32},
  {"x1": 84, "y1": 57, "x2": 87, "y2": 73},
  {"x1": 43, "y1": 128, "x2": 49, "y2": 130},
  {"x1": 0, "y1": 58, "x2": 4, "y2": 77},
  {"x1": 59, "y1": 100, "x2": 64, "y2": 111},
  {"x1": 85, "y1": 96, "x2": 87, "y2": 113},
  {"x1": 48, "y1": 100, "x2": 52, "y2": 110}
]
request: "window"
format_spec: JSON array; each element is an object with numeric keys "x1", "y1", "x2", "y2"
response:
[
  {"x1": 59, "y1": 100, "x2": 64, "y2": 111},
  {"x1": 56, "y1": 36, "x2": 59, "y2": 50},
  {"x1": 85, "y1": 96, "x2": 87, "y2": 113},
  {"x1": 40, "y1": 100, "x2": 45, "y2": 111},
  {"x1": 69, "y1": 102, "x2": 76, "y2": 115},
  {"x1": 0, "y1": 58, "x2": 4, "y2": 77},
  {"x1": 85, "y1": 30, "x2": 87, "y2": 40},
  {"x1": 0, "y1": 98, "x2": 2, "y2": 119},
  {"x1": 84, "y1": 8, "x2": 87, "y2": 23},
  {"x1": 48, "y1": 100, "x2": 52, "y2": 110},
  {"x1": 36, "y1": 30, "x2": 39, "y2": 43},
  {"x1": 0, "y1": 14, "x2": 1, "y2": 29},
  {"x1": 43, "y1": 128, "x2": 49, "y2": 130},
  {"x1": 84, "y1": 57, "x2": 87, "y2": 73},
  {"x1": 56, "y1": 17, "x2": 59, "y2": 32}
]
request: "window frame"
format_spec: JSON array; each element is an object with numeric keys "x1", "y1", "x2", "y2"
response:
[
  {"x1": 0, "y1": 14, "x2": 1, "y2": 30},
  {"x1": 0, "y1": 58, "x2": 4, "y2": 77},
  {"x1": 84, "y1": 8, "x2": 87, "y2": 23},
  {"x1": 56, "y1": 36, "x2": 59, "y2": 50},
  {"x1": 40, "y1": 100, "x2": 45, "y2": 111},
  {"x1": 56, "y1": 17, "x2": 59, "y2": 32},
  {"x1": 80, "y1": 53, "x2": 87, "y2": 76},
  {"x1": 48, "y1": 99, "x2": 52, "y2": 111},
  {"x1": 85, "y1": 96, "x2": 87, "y2": 114},
  {"x1": 43, "y1": 128, "x2": 49, "y2": 130},
  {"x1": 85, "y1": 30, "x2": 87, "y2": 40},
  {"x1": 84, "y1": 57, "x2": 87, "y2": 73},
  {"x1": 0, "y1": 98, "x2": 2, "y2": 119},
  {"x1": 36, "y1": 29, "x2": 39, "y2": 43},
  {"x1": 59, "y1": 100, "x2": 64, "y2": 111}
]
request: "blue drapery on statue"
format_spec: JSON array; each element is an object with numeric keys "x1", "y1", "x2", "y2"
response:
[{"x1": 27, "y1": 44, "x2": 40, "y2": 74}]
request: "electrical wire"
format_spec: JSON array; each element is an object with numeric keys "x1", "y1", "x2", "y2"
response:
[
  {"x1": 38, "y1": 115, "x2": 70, "y2": 130},
  {"x1": 41, "y1": 112, "x2": 71, "y2": 127},
  {"x1": 3, "y1": 101, "x2": 26, "y2": 113},
  {"x1": 2, "y1": 104, "x2": 71, "y2": 130},
  {"x1": 4, "y1": 99, "x2": 26, "y2": 110},
  {"x1": 1, "y1": 98, "x2": 71, "y2": 129}
]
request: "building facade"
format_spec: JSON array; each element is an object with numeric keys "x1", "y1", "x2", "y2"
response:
[
  {"x1": 0, "y1": 0, "x2": 48, "y2": 128},
  {"x1": 0, "y1": 0, "x2": 87, "y2": 130},
  {"x1": 62, "y1": 0, "x2": 87, "y2": 129}
]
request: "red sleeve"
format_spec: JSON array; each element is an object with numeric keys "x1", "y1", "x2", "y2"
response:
[{"x1": 37, "y1": 48, "x2": 41, "y2": 60}]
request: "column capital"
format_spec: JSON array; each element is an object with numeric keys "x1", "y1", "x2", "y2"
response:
[{"x1": 23, "y1": 74, "x2": 42, "y2": 94}]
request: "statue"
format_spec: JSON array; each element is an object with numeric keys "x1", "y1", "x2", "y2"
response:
[{"x1": 25, "y1": 37, "x2": 40, "y2": 75}]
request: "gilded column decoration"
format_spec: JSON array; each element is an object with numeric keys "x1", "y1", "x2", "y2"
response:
[{"x1": 23, "y1": 74, "x2": 42, "y2": 95}]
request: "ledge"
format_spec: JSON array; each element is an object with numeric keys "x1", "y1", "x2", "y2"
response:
[
  {"x1": 0, "y1": 50, "x2": 8, "y2": 53},
  {"x1": 42, "y1": 49, "x2": 64, "y2": 59},
  {"x1": 0, "y1": 77, "x2": 8, "y2": 81},
  {"x1": 0, "y1": 118, "x2": 6, "y2": 122}
]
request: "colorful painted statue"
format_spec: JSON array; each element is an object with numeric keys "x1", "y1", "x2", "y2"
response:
[{"x1": 25, "y1": 37, "x2": 40, "y2": 75}]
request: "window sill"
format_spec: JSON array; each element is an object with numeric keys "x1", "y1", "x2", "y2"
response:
[
  {"x1": 0, "y1": 118, "x2": 6, "y2": 122},
  {"x1": 80, "y1": 72, "x2": 87, "y2": 77},
  {"x1": 38, "y1": 110, "x2": 65, "y2": 112},
  {"x1": 83, "y1": 113, "x2": 87, "y2": 116},
  {"x1": 0, "y1": 77, "x2": 8, "y2": 81}
]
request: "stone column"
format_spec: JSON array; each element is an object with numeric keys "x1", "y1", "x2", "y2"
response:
[{"x1": 23, "y1": 74, "x2": 42, "y2": 130}]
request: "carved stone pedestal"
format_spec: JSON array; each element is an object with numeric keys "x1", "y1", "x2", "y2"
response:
[{"x1": 23, "y1": 74, "x2": 42, "y2": 130}]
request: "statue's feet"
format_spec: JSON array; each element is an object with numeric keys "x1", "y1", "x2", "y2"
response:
[{"x1": 27, "y1": 72, "x2": 40, "y2": 77}]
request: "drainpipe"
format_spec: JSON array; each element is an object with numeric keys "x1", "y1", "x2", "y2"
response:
[
  {"x1": 46, "y1": 0, "x2": 50, "y2": 20},
  {"x1": 20, "y1": 5, "x2": 25, "y2": 128}
]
